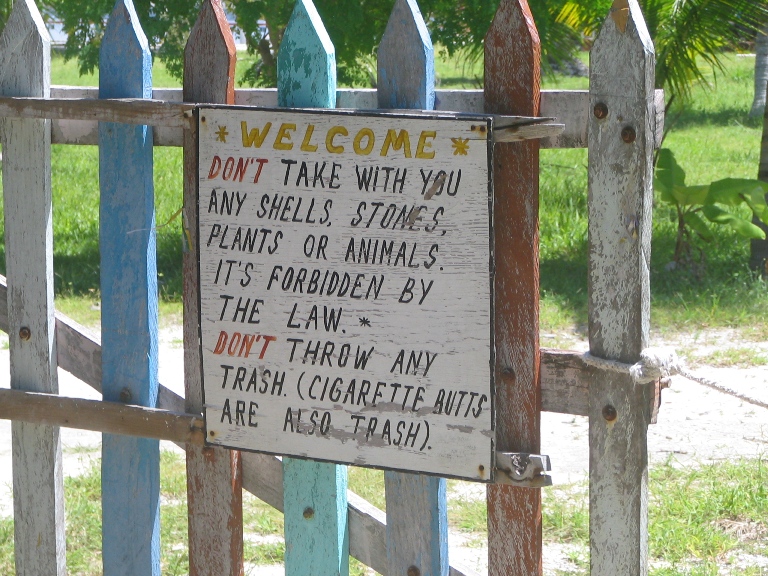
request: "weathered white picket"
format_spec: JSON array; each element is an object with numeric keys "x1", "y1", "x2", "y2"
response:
[
  {"x1": 0, "y1": 0, "x2": 662, "y2": 574},
  {"x1": 587, "y1": 1, "x2": 655, "y2": 574},
  {"x1": 0, "y1": 2, "x2": 66, "y2": 575}
]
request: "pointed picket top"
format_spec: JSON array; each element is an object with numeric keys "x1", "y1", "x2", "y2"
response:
[
  {"x1": 484, "y1": 0, "x2": 540, "y2": 116},
  {"x1": 591, "y1": 0, "x2": 653, "y2": 107},
  {"x1": 183, "y1": 0, "x2": 236, "y2": 104},
  {"x1": 0, "y1": 0, "x2": 51, "y2": 97},
  {"x1": 377, "y1": 0, "x2": 434, "y2": 109},
  {"x1": 100, "y1": 0, "x2": 151, "y2": 99},
  {"x1": 277, "y1": 0, "x2": 336, "y2": 108}
]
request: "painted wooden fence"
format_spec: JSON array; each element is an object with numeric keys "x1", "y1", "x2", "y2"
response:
[{"x1": 0, "y1": 0, "x2": 664, "y2": 575}]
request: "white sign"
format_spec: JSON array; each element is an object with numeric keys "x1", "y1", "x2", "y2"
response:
[{"x1": 198, "y1": 107, "x2": 494, "y2": 481}]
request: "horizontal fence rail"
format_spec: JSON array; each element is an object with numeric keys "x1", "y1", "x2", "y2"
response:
[{"x1": 0, "y1": 87, "x2": 665, "y2": 148}]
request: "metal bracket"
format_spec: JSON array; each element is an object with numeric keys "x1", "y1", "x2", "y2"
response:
[{"x1": 495, "y1": 452, "x2": 553, "y2": 487}]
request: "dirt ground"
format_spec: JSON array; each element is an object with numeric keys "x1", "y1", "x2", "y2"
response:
[{"x1": 0, "y1": 327, "x2": 766, "y2": 575}]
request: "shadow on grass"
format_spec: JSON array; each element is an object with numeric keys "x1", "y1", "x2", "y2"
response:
[{"x1": 664, "y1": 106, "x2": 763, "y2": 131}]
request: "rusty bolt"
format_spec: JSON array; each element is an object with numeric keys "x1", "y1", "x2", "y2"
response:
[
  {"x1": 621, "y1": 126, "x2": 637, "y2": 143},
  {"x1": 407, "y1": 566, "x2": 421, "y2": 576},
  {"x1": 602, "y1": 405, "x2": 618, "y2": 422},
  {"x1": 119, "y1": 387, "x2": 132, "y2": 403},
  {"x1": 303, "y1": 507, "x2": 314, "y2": 519},
  {"x1": 593, "y1": 102, "x2": 608, "y2": 119},
  {"x1": 501, "y1": 367, "x2": 515, "y2": 382},
  {"x1": 18, "y1": 327, "x2": 31, "y2": 341}
]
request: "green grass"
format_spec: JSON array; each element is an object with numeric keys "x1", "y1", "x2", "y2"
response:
[
  {"x1": 0, "y1": 450, "x2": 291, "y2": 574},
  {"x1": 445, "y1": 458, "x2": 768, "y2": 575},
  {"x1": 1, "y1": 452, "x2": 766, "y2": 573}
]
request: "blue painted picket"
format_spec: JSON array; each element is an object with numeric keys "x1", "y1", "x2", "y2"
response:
[
  {"x1": 98, "y1": 1, "x2": 160, "y2": 574},
  {"x1": 277, "y1": 2, "x2": 349, "y2": 575},
  {"x1": 377, "y1": 2, "x2": 448, "y2": 576}
]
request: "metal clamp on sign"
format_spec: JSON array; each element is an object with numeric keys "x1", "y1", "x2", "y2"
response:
[{"x1": 495, "y1": 452, "x2": 552, "y2": 487}]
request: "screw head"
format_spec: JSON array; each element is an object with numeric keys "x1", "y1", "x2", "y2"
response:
[
  {"x1": 18, "y1": 327, "x2": 31, "y2": 341},
  {"x1": 602, "y1": 405, "x2": 618, "y2": 422},
  {"x1": 407, "y1": 566, "x2": 421, "y2": 576},
  {"x1": 303, "y1": 507, "x2": 314, "y2": 519},
  {"x1": 593, "y1": 102, "x2": 608, "y2": 119},
  {"x1": 621, "y1": 126, "x2": 637, "y2": 143},
  {"x1": 119, "y1": 387, "x2": 132, "y2": 403}
]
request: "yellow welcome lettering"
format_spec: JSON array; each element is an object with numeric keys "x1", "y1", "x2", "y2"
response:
[
  {"x1": 241, "y1": 121, "x2": 272, "y2": 148},
  {"x1": 274, "y1": 123, "x2": 296, "y2": 150},
  {"x1": 380, "y1": 129, "x2": 412, "y2": 158},
  {"x1": 416, "y1": 131, "x2": 436, "y2": 159},
  {"x1": 326, "y1": 126, "x2": 348, "y2": 154}
]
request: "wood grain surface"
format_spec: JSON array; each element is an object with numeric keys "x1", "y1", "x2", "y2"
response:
[
  {"x1": 0, "y1": 1, "x2": 66, "y2": 574},
  {"x1": 484, "y1": 1, "x2": 542, "y2": 575},
  {"x1": 275, "y1": 3, "x2": 348, "y2": 575},
  {"x1": 376, "y1": 2, "x2": 448, "y2": 575},
  {"x1": 36, "y1": 86, "x2": 663, "y2": 148},
  {"x1": 587, "y1": 1, "x2": 655, "y2": 575},
  {"x1": 98, "y1": 2, "x2": 161, "y2": 573},
  {"x1": 182, "y1": 1, "x2": 243, "y2": 574}
]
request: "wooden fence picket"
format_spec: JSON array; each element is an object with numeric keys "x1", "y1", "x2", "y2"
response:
[
  {"x1": 484, "y1": 1, "x2": 543, "y2": 575},
  {"x1": 0, "y1": 1, "x2": 66, "y2": 574},
  {"x1": 376, "y1": 2, "x2": 448, "y2": 575},
  {"x1": 182, "y1": 1, "x2": 244, "y2": 574},
  {"x1": 277, "y1": 2, "x2": 349, "y2": 575},
  {"x1": 587, "y1": 0, "x2": 655, "y2": 574},
  {"x1": 98, "y1": 2, "x2": 160, "y2": 573}
]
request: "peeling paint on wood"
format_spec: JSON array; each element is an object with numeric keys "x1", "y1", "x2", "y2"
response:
[
  {"x1": 484, "y1": 0, "x2": 542, "y2": 575},
  {"x1": 377, "y1": 0, "x2": 434, "y2": 111},
  {"x1": 36, "y1": 86, "x2": 664, "y2": 148},
  {"x1": 98, "y1": 2, "x2": 161, "y2": 573},
  {"x1": 377, "y1": 3, "x2": 448, "y2": 575},
  {"x1": 197, "y1": 108, "x2": 494, "y2": 478},
  {"x1": 276, "y1": 3, "x2": 347, "y2": 575},
  {"x1": 0, "y1": 267, "x2": 486, "y2": 576},
  {"x1": 0, "y1": 0, "x2": 66, "y2": 574},
  {"x1": 182, "y1": 1, "x2": 244, "y2": 574},
  {"x1": 587, "y1": 1, "x2": 655, "y2": 575}
]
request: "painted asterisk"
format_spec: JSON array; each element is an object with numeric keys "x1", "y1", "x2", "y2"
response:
[
  {"x1": 215, "y1": 125, "x2": 229, "y2": 142},
  {"x1": 359, "y1": 317, "x2": 371, "y2": 327},
  {"x1": 451, "y1": 137, "x2": 470, "y2": 155}
]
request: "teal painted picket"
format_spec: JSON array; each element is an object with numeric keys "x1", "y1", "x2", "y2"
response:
[
  {"x1": 0, "y1": 0, "x2": 660, "y2": 575},
  {"x1": 277, "y1": 3, "x2": 349, "y2": 576}
]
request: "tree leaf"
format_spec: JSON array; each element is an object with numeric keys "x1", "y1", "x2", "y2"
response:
[
  {"x1": 684, "y1": 210, "x2": 714, "y2": 241},
  {"x1": 672, "y1": 184, "x2": 709, "y2": 206},
  {"x1": 707, "y1": 178, "x2": 768, "y2": 207},
  {"x1": 702, "y1": 205, "x2": 767, "y2": 239}
]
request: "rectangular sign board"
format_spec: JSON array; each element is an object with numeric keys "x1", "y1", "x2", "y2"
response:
[{"x1": 198, "y1": 106, "x2": 494, "y2": 481}]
